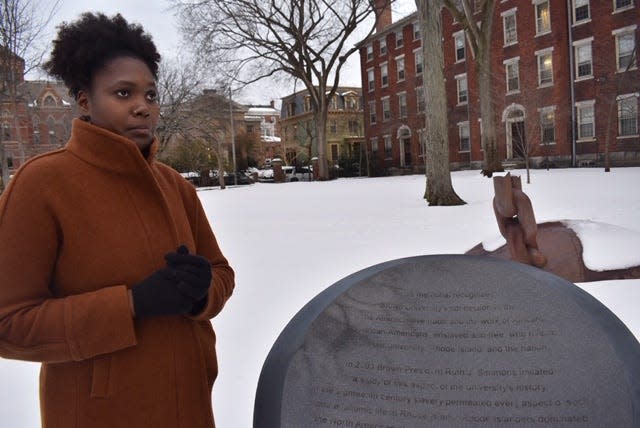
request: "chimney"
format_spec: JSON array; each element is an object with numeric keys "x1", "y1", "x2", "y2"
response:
[
  {"x1": 375, "y1": 0, "x2": 392, "y2": 33},
  {"x1": 270, "y1": 100, "x2": 275, "y2": 108}
]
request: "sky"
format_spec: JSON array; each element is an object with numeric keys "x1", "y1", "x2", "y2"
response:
[
  {"x1": 1, "y1": 167, "x2": 639, "y2": 427},
  {"x1": 34, "y1": 0, "x2": 418, "y2": 105}
]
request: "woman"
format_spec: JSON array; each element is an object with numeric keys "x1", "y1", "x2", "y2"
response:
[{"x1": 0, "y1": 13, "x2": 234, "y2": 428}]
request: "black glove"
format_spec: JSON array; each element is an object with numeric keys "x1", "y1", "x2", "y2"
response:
[
  {"x1": 165, "y1": 245, "x2": 212, "y2": 313},
  {"x1": 131, "y1": 267, "x2": 200, "y2": 319}
]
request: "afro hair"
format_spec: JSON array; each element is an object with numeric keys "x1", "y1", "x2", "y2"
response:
[{"x1": 43, "y1": 12, "x2": 161, "y2": 99}]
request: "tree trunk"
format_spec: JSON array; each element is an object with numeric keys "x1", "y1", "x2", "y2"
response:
[
  {"x1": 314, "y1": 106, "x2": 329, "y2": 180},
  {"x1": 476, "y1": 43, "x2": 503, "y2": 177},
  {"x1": 418, "y1": 0, "x2": 465, "y2": 206}
]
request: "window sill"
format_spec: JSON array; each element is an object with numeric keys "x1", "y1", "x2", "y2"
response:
[
  {"x1": 572, "y1": 19, "x2": 591, "y2": 27},
  {"x1": 458, "y1": 150, "x2": 471, "y2": 153},
  {"x1": 455, "y1": 59, "x2": 466, "y2": 64},
  {"x1": 577, "y1": 138, "x2": 596, "y2": 143},
  {"x1": 506, "y1": 90, "x2": 520, "y2": 96},
  {"x1": 617, "y1": 134, "x2": 639, "y2": 139},
  {"x1": 538, "y1": 82, "x2": 554, "y2": 89},
  {"x1": 503, "y1": 41, "x2": 518, "y2": 48},
  {"x1": 457, "y1": 102, "x2": 468, "y2": 107},
  {"x1": 574, "y1": 76, "x2": 593, "y2": 82},
  {"x1": 541, "y1": 141, "x2": 557, "y2": 146},
  {"x1": 535, "y1": 30, "x2": 552, "y2": 38},
  {"x1": 617, "y1": 67, "x2": 638, "y2": 73},
  {"x1": 613, "y1": 6, "x2": 635, "y2": 14}
]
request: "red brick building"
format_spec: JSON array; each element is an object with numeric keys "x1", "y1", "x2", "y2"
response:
[
  {"x1": 1, "y1": 49, "x2": 76, "y2": 176},
  {"x1": 359, "y1": 1, "x2": 639, "y2": 174}
]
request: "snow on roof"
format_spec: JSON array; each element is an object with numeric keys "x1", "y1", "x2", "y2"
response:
[
  {"x1": 246, "y1": 107, "x2": 278, "y2": 115},
  {"x1": 263, "y1": 136, "x2": 281, "y2": 143}
]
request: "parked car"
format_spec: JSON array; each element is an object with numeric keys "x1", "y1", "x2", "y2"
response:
[
  {"x1": 258, "y1": 167, "x2": 274, "y2": 181},
  {"x1": 223, "y1": 172, "x2": 254, "y2": 185}
]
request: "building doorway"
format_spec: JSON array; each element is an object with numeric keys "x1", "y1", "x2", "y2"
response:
[
  {"x1": 503, "y1": 104, "x2": 526, "y2": 159},
  {"x1": 397, "y1": 125, "x2": 412, "y2": 167}
]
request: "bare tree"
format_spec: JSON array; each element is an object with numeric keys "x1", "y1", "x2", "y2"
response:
[
  {"x1": 155, "y1": 58, "x2": 207, "y2": 155},
  {"x1": 441, "y1": 0, "x2": 502, "y2": 178},
  {"x1": 416, "y1": 0, "x2": 465, "y2": 205},
  {"x1": 172, "y1": 0, "x2": 392, "y2": 180},
  {"x1": 0, "y1": 0, "x2": 59, "y2": 191}
]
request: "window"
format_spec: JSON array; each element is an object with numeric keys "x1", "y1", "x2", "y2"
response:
[
  {"x1": 503, "y1": 10, "x2": 518, "y2": 45},
  {"x1": 536, "y1": 49, "x2": 553, "y2": 86},
  {"x1": 539, "y1": 107, "x2": 556, "y2": 144},
  {"x1": 505, "y1": 58, "x2": 520, "y2": 93},
  {"x1": 416, "y1": 86, "x2": 426, "y2": 113},
  {"x1": 458, "y1": 122, "x2": 470, "y2": 152},
  {"x1": 348, "y1": 120, "x2": 360, "y2": 134},
  {"x1": 454, "y1": 31, "x2": 465, "y2": 62},
  {"x1": 304, "y1": 96, "x2": 311, "y2": 112},
  {"x1": 573, "y1": 0, "x2": 590, "y2": 24},
  {"x1": 43, "y1": 95, "x2": 57, "y2": 107},
  {"x1": 456, "y1": 74, "x2": 468, "y2": 104},
  {"x1": 618, "y1": 95, "x2": 638, "y2": 136},
  {"x1": 396, "y1": 56, "x2": 405, "y2": 82},
  {"x1": 574, "y1": 39, "x2": 593, "y2": 78},
  {"x1": 33, "y1": 130, "x2": 40, "y2": 144},
  {"x1": 330, "y1": 120, "x2": 337, "y2": 134},
  {"x1": 576, "y1": 101, "x2": 595, "y2": 140},
  {"x1": 614, "y1": 0, "x2": 634, "y2": 11},
  {"x1": 379, "y1": 38, "x2": 387, "y2": 56},
  {"x1": 381, "y1": 63, "x2": 389, "y2": 87},
  {"x1": 396, "y1": 30, "x2": 404, "y2": 48},
  {"x1": 330, "y1": 144, "x2": 339, "y2": 162},
  {"x1": 413, "y1": 23, "x2": 420, "y2": 40},
  {"x1": 49, "y1": 130, "x2": 56, "y2": 144},
  {"x1": 398, "y1": 92, "x2": 407, "y2": 118},
  {"x1": 371, "y1": 138, "x2": 378, "y2": 153},
  {"x1": 345, "y1": 96, "x2": 359, "y2": 111},
  {"x1": 368, "y1": 101, "x2": 377, "y2": 124},
  {"x1": 367, "y1": 68, "x2": 375, "y2": 91},
  {"x1": 414, "y1": 49, "x2": 423, "y2": 74},
  {"x1": 329, "y1": 96, "x2": 338, "y2": 110},
  {"x1": 2, "y1": 123, "x2": 10, "y2": 140},
  {"x1": 383, "y1": 135, "x2": 392, "y2": 158},
  {"x1": 366, "y1": 45, "x2": 373, "y2": 61},
  {"x1": 535, "y1": 1, "x2": 551, "y2": 35},
  {"x1": 614, "y1": 28, "x2": 637, "y2": 71},
  {"x1": 382, "y1": 97, "x2": 391, "y2": 121}
]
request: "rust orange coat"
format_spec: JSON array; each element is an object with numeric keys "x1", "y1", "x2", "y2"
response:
[{"x1": 0, "y1": 119, "x2": 235, "y2": 427}]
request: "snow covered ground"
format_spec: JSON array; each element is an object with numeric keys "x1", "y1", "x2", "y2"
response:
[{"x1": 1, "y1": 167, "x2": 639, "y2": 427}]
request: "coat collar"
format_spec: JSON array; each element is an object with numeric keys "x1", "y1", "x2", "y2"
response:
[{"x1": 66, "y1": 118, "x2": 159, "y2": 175}]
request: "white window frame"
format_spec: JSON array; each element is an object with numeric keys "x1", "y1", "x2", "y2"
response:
[
  {"x1": 536, "y1": 47, "x2": 554, "y2": 87},
  {"x1": 504, "y1": 57, "x2": 520, "y2": 94},
  {"x1": 396, "y1": 55, "x2": 405, "y2": 82},
  {"x1": 502, "y1": 9, "x2": 518, "y2": 46},
  {"x1": 371, "y1": 137, "x2": 378, "y2": 153},
  {"x1": 613, "y1": 0, "x2": 634, "y2": 12},
  {"x1": 368, "y1": 101, "x2": 377, "y2": 124},
  {"x1": 454, "y1": 30, "x2": 466, "y2": 62},
  {"x1": 617, "y1": 93, "x2": 639, "y2": 137},
  {"x1": 367, "y1": 68, "x2": 375, "y2": 92},
  {"x1": 413, "y1": 22, "x2": 420, "y2": 40},
  {"x1": 380, "y1": 62, "x2": 389, "y2": 88},
  {"x1": 573, "y1": 38, "x2": 593, "y2": 80},
  {"x1": 458, "y1": 121, "x2": 471, "y2": 152},
  {"x1": 396, "y1": 30, "x2": 404, "y2": 48},
  {"x1": 398, "y1": 92, "x2": 408, "y2": 118},
  {"x1": 573, "y1": 0, "x2": 590, "y2": 25},
  {"x1": 379, "y1": 38, "x2": 387, "y2": 56},
  {"x1": 613, "y1": 26, "x2": 637, "y2": 72},
  {"x1": 414, "y1": 49, "x2": 423, "y2": 74},
  {"x1": 455, "y1": 74, "x2": 468, "y2": 105},
  {"x1": 366, "y1": 44, "x2": 373, "y2": 61},
  {"x1": 383, "y1": 134, "x2": 392, "y2": 158},
  {"x1": 538, "y1": 106, "x2": 556, "y2": 145},
  {"x1": 534, "y1": 0, "x2": 551, "y2": 36},
  {"x1": 576, "y1": 100, "x2": 596, "y2": 141},
  {"x1": 382, "y1": 96, "x2": 391, "y2": 121}
]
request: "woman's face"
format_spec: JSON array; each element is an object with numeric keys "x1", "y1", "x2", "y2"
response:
[{"x1": 77, "y1": 56, "x2": 160, "y2": 150}]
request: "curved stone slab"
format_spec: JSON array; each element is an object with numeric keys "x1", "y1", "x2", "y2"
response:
[{"x1": 254, "y1": 255, "x2": 640, "y2": 428}]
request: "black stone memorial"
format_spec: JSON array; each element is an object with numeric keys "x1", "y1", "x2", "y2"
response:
[{"x1": 254, "y1": 255, "x2": 640, "y2": 427}]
